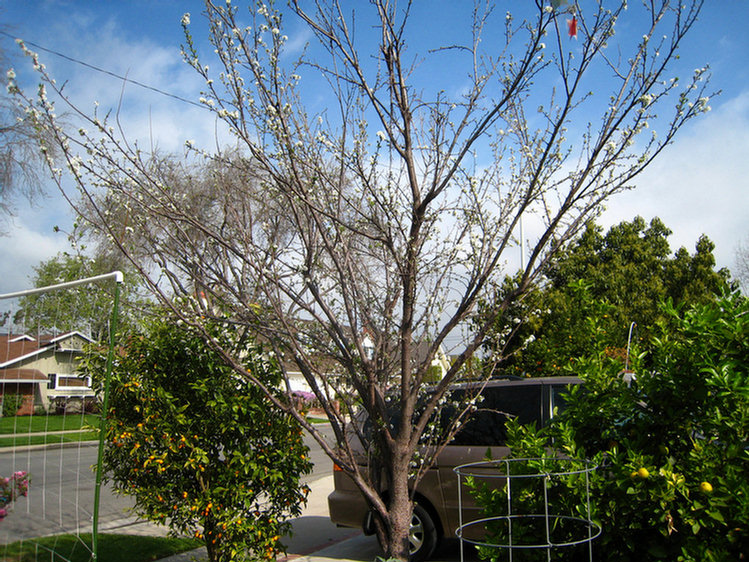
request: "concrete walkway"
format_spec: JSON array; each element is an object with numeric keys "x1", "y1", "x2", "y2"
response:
[
  {"x1": 140, "y1": 474, "x2": 375, "y2": 562},
  {"x1": 151, "y1": 474, "x2": 477, "y2": 562}
]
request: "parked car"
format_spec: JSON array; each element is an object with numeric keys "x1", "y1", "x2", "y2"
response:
[{"x1": 327, "y1": 376, "x2": 582, "y2": 561}]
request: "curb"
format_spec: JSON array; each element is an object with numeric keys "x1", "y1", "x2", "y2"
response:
[{"x1": 0, "y1": 439, "x2": 99, "y2": 453}]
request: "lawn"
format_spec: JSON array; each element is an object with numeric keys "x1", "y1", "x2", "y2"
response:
[
  {"x1": 0, "y1": 533, "x2": 202, "y2": 562},
  {"x1": 0, "y1": 414, "x2": 99, "y2": 435}
]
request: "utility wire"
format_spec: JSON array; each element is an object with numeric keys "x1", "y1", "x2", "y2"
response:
[{"x1": 0, "y1": 30, "x2": 205, "y2": 109}]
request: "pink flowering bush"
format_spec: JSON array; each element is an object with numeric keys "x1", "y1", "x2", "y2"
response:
[
  {"x1": 290, "y1": 390, "x2": 317, "y2": 411},
  {"x1": 0, "y1": 471, "x2": 30, "y2": 520}
]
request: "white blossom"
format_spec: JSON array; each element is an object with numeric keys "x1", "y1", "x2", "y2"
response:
[{"x1": 638, "y1": 93, "x2": 653, "y2": 107}]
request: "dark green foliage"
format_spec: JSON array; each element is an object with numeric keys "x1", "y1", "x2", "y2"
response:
[
  {"x1": 81, "y1": 316, "x2": 312, "y2": 562},
  {"x1": 480, "y1": 217, "x2": 734, "y2": 377},
  {"x1": 472, "y1": 294, "x2": 749, "y2": 561},
  {"x1": 0, "y1": 392, "x2": 24, "y2": 417}
]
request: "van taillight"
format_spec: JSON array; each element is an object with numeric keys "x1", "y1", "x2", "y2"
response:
[{"x1": 333, "y1": 463, "x2": 344, "y2": 472}]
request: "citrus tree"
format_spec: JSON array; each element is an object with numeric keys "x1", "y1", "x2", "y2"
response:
[
  {"x1": 477, "y1": 293, "x2": 748, "y2": 561},
  {"x1": 83, "y1": 314, "x2": 312, "y2": 562}
]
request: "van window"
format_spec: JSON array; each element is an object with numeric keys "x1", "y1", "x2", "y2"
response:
[
  {"x1": 551, "y1": 385, "x2": 568, "y2": 418},
  {"x1": 550, "y1": 383, "x2": 582, "y2": 419},
  {"x1": 451, "y1": 385, "x2": 543, "y2": 447}
]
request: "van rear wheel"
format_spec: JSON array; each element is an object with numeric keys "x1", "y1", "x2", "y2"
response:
[
  {"x1": 374, "y1": 502, "x2": 438, "y2": 562},
  {"x1": 409, "y1": 503, "x2": 438, "y2": 562}
]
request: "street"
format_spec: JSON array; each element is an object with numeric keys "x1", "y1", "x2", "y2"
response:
[
  {"x1": 0, "y1": 442, "x2": 133, "y2": 544},
  {"x1": 0, "y1": 423, "x2": 357, "y2": 554},
  {"x1": 285, "y1": 423, "x2": 367, "y2": 556}
]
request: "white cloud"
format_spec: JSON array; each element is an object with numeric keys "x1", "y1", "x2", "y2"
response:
[
  {"x1": 18, "y1": 10, "x2": 226, "y2": 154},
  {"x1": 282, "y1": 26, "x2": 314, "y2": 59},
  {"x1": 0, "y1": 214, "x2": 70, "y2": 295},
  {"x1": 600, "y1": 90, "x2": 749, "y2": 271},
  {"x1": 1, "y1": 6, "x2": 237, "y2": 301}
]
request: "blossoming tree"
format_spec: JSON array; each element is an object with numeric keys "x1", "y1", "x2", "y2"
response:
[{"x1": 13, "y1": 1, "x2": 714, "y2": 559}]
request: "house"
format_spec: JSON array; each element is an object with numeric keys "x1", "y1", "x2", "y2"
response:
[
  {"x1": 285, "y1": 332, "x2": 451, "y2": 394},
  {"x1": 0, "y1": 332, "x2": 94, "y2": 415}
]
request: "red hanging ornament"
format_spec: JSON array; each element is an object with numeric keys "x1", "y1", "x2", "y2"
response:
[{"x1": 568, "y1": 15, "x2": 578, "y2": 39}]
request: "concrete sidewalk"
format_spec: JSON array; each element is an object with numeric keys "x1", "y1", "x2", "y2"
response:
[
  {"x1": 147, "y1": 474, "x2": 377, "y2": 562},
  {"x1": 153, "y1": 528, "x2": 474, "y2": 562},
  {"x1": 150, "y1": 474, "x2": 476, "y2": 562}
]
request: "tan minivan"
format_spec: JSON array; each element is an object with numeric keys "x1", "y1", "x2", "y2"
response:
[{"x1": 327, "y1": 376, "x2": 582, "y2": 561}]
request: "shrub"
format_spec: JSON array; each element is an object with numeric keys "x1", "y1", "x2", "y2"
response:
[
  {"x1": 0, "y1": 393, "x2": 24, "y2": 417},
  {"x1": 473, "y1": 294, "x2": 749, "y2": 561},
  {"x1": 83, "y1": 316, "x2": 313, "y2": 562},
  {"x1": 290, "y1": 390, "x2": 317, "y2": 412},
  {"x1": 0, "y1": 470, "x2": 30, "y2": 519}
]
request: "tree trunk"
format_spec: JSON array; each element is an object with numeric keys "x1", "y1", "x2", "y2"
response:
[
  {"x1": 203, "y1": 517, "x2": 219, "y2": 562},
  {"x1": 381, "y1": 449, "x2": 414, "y2": 561}
]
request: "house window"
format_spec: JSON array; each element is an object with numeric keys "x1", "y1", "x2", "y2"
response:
[
  {"x1": 48, "y1": 374, "x2": 57, "y2": 390},
  {"x1": 58, "y1": 375, "x2": 90, "y2": 388}
]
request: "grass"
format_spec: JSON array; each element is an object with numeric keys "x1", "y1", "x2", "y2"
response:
[
  {"x1": 0, "y1": 414, "x2": 100, "y2": 435},
  {"x1": 0, "y1": 533, "x2": 202, "y2": 562},
  {"x1": 0, "y1": 431, "x2": 98, "y2": 448}
]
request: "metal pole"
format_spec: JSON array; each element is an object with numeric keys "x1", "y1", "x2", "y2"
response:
[
  {"x1": 586, "y1": 463, "x2": 593, "y2": 562},
  {"x1": 506, "y1": 459, "x2": 513, "y2": 562},
  {"x1": 91, "y1": 274, "x2": 122, "y2": 560},
  {"x1": 458, "y1": 469, "x2": 464, "y2": 562},
  {"x1": 543, "y1": 473, "x2": 551, "y2": 562},
  {"x1": 0, "y1": 271, "x2": 124, "y2": 300},
  {"x1": 625, "y1": 322, "x2": 636, "y2": 372}
]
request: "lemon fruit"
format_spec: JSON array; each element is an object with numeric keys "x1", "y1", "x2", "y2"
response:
[{"x1": 700, "y1": 481, "x2": 713, "y2": 494}]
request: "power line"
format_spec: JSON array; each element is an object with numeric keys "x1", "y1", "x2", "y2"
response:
[{"x1": 0, "y1": 30, "x2": 205, "y2": 109}]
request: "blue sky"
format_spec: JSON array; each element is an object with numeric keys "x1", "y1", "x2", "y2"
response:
[{"x1": 1, "y1": 1, "x2": 748, "y2": 295}]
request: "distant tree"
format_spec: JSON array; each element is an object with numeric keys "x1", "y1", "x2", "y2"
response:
[
  {"x1": 13, "y1": 252, "x2": 146, "y2": 340},
  {"x1": 82, "y1": 315, "x2": 312, "y2": 562},
  {"x1": 0, "y1": 44, "x2": 54, "y2": 227},
  {"x1": 71, "y1": 149, "x2": 290, "y2": 306},
  {"x1": 480, "y1": 217, "x2": 735, "y2": 376}
]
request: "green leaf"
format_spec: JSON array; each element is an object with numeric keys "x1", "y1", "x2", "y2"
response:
[{"x1": 647, "y1": 543, "x2": 668, "y2": 558}]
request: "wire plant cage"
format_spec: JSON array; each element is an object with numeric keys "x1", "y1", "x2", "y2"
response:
[{"x1": 455, "y1": 458, "x2": 601, "y2": 562}]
